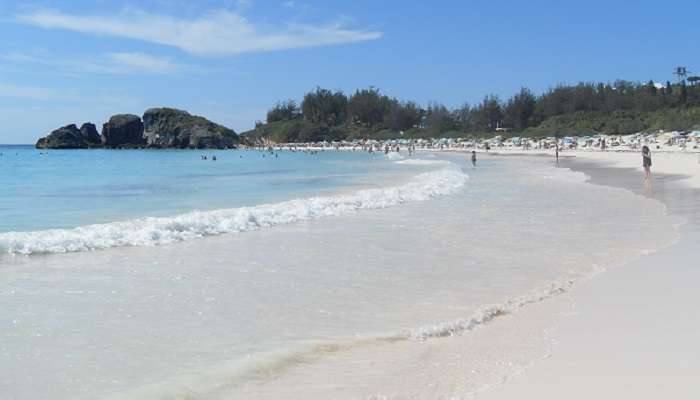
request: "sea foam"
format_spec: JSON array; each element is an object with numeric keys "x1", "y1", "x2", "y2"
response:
[
  {"x1": 0, "y1": 166, "x2": 467, "y2": 255},
  {"x1": 396, "y1": 159, "x2": 451, "y2": 166}
]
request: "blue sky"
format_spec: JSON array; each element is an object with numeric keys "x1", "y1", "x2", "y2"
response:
[{"x1": 1, "y1": 0, "x2": 699, "y2": 143}]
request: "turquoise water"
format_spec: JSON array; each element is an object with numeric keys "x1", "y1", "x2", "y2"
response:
[
  {"x1": 0, "y1": 149, "x2": 681, "y2": 399},
  {"x1": 0, "y1": 145, "x2": 411, "y2": 233}
]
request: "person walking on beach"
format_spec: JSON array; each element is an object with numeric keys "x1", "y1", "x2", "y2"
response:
[
  {"x1": 471, "y1": 151, "x2": 477, "y2": 167},
  {"x1": 555, "y1": 142, "x2": 559, "y2": 163},
  {"x1": 642, "y1": 145, "x2": 652, "y2": 181}
]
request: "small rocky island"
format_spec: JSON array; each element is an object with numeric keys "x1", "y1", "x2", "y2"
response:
[{"x1": 36, "y1": 108, "x2": 240, "y2": 149}]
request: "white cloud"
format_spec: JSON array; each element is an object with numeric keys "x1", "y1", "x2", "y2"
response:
[
  {"x1": 17, "y1": 9, "x2": 382, "y2": 56},
  {"x1": 0, "y1": 83, "x2": 75, "y2": 101},
  {"x1": 231, "y1": 0, "x2": 254, "y2": 8},
  {"x1": 100, "y1": 52, "x2": 185, "y2": 74},
  {"x1": 0, "y1": 52, "x2": 38, "y2": 63},
  {"x1": 1, "y1": 51, "x2": 188, "y2": 75}
]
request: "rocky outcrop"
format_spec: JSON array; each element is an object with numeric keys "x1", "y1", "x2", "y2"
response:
[
  {"x1": 101, "y1": 114, "x2": 145, "y2": 148},
  {"x1": 143, "y1": 108, "x2": 238, "y2": 149},
  {"x1": 80, "y1": 123, "x2": 101, "y2": 146},
  {"x1": 36, "y1": 124, "x2": 90, "y2": 149},
  {"x1": 36, "y1": 108, "x2": 238, "y2": 149}
]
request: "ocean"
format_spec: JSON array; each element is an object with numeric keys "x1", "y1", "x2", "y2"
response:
[
  {"x1": 0, "y1": 145, "x2": 431, "y2": 236},
  {"x1": 0, "y1": 146, "x2": 679, "y2": 399}
]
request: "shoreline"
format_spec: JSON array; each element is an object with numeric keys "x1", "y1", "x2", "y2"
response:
[
  {"x1": 477, "y1": 153, "x2": 700, "y2": 399},
  {"x1": 2, "y1": 149, "x2": 697, "y2": 399},
  {"x1": 431, "y1": 146, "x2": 700, "y2": 189},
  {"x1": 0, "y1": 154, "x2": 458, "y2": 256},
  {"x1": 176, "y1": 152, "x2": 683, "y2": 399}
]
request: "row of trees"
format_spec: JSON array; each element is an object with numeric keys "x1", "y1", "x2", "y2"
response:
[
  {"x1": 266, "y1": 80, "x2": 700, "y2": 135},
  {"x1": 267, "y1": 88, "x2": 423, "y2": 131}
]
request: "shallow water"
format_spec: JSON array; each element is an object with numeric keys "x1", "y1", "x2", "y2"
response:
[
  {"x1": 0, "y1": 146, "x2": 416, "y2": 233},
  {"x1": 0, "y1": 151, "x2": 679, "y2": 399}
]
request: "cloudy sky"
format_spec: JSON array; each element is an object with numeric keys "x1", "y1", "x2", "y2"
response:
[{"x1": 1, "y1": 0, "x2": 699, "y2": 143}]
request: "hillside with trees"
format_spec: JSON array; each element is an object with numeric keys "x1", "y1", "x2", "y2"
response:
[{"x1": 242, "y1": 77, "x2": 700, "y2": 143}]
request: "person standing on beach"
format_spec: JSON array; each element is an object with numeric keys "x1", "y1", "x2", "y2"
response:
[
  {"x1": 555, "y1": 142, "x2": 559, "y2": 163},
  {"x1": 471, "y1": 151, "x2": 477, "y2": 167},
  {"x1": 642, "y1": 145, "x2": 652, "y2": 180}
]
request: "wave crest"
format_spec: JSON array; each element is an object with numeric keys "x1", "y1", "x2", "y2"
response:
[
  {"x1": 0, "y1": 167, "x2": 468, "y2": 255},
  {"x1": 409, "y1": 278, "x2": 579, "y2": 339},
  {"x1": 396, "y1": 159, "x2": 451, "y2": 166}
]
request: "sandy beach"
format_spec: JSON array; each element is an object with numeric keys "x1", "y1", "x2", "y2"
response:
[
  {"x1": 234, "y1": 149, "x2": 700, "y2": 399},
  {"x1": 468, "y1": 150, "x2": 700, "y2": 399},
  {"x1": 2, "y1": 145, "x2": 699, "y2": 399},
  {"x1": 563, "y1": 150, "x2": 700, "y2": 189},
  {"x1": 4, "y1": 148, "x2": 689, "y2": 399}
]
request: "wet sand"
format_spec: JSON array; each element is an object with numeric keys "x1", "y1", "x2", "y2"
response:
[{"x1": 479, "y1": 156, "x2": 700, "y2": 399}]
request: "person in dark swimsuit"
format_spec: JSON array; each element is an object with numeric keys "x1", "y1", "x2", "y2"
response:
[
  {"x1": 471, "y1": 151, "x2": 477, "y2": 167},
  {"x1": 642, "y1": 145, "x2": 652, "y2": 181}
]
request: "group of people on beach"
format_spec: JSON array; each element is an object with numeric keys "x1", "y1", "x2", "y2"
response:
[
  {"x1": 195, "y1": 138, "x2": 654, "y2": 183},
  {"x1": 471, "y1": 139, "x2": 653, "y2": 182}
]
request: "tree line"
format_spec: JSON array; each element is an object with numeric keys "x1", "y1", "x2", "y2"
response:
[{"x1": 261, "y1": 79, "x2": 700, "y2": 140}]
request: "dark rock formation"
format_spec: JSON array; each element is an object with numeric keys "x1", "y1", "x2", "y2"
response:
[
  {"x1": 36, "y1": 124, "x2": 89, "y2": 149},
  {"x1": 143, "y1": 108, "x2": 238, "y2": 149},
  {"x1": 36, "y1": 108, "x2": 238, "y2": 149},
  {"x1": 101, "y1": 114, "x2": 145, "y2": 148},
  {"x1": 80, "y1": 123, "x2": 101, "y2": 146}
]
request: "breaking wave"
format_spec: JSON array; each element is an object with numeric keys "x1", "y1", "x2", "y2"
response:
[
  {"x1": 105, "y1": 269, "x2": 606, "y2": 400},
  {"x1": 396, "y1": 159, "x2": 452, "y2": 166},
  {"x1": 385, "y1": 152, "x2": 405, "y2": 160},
  {"x1": 0, "y1": 167, "x2": 468, "y2": 255}
]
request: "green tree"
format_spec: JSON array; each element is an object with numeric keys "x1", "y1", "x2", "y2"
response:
[
  {"x1": 647, "y1": 80, "x2": 658, "y2": 96},
  {"x1": 470, "y1": 95, "x2": 503, "y2": 132},
  {"x1": 255, "y1": 74, "x2": 700, "y2": 141},
  {"x1": 301, "y1": 87, "x2": 348, "y2": 126},
  {"x1": 425, "y1": 102, "x2": 457, "y2": 134},
  {"x1": 504, "y1": 88, "x2": 536, "y2": 131},
  {"x1": 347, "y1": 88, "x2": 393, "y2": 128},
  {"x1": 453, "y1": 103, "x2": 472, "y2": 130},
  {"x1": 384, "y1": 100, "x2": 422, "y2": 131},
  {"x1": 679, "y1": 82, "x2": 688, "y2": 104},
  {"x1": 267, "y1": 100, "x2": 300, "y2": 123}
]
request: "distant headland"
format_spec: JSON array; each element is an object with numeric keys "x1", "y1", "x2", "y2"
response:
[
  {"x1": 36, "y1": 107, "x2": 240, "y2": 149},
  {"x1": 241, "y1": 77, "x2": 700, "y2": 144},
  {"x1": 37, "y1": 76, "x2": 700, "y2": 149}
]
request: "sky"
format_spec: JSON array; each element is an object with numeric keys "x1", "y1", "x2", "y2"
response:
[{"x1": 1, "y1": 0, "x2": 699, "y2": 144}]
